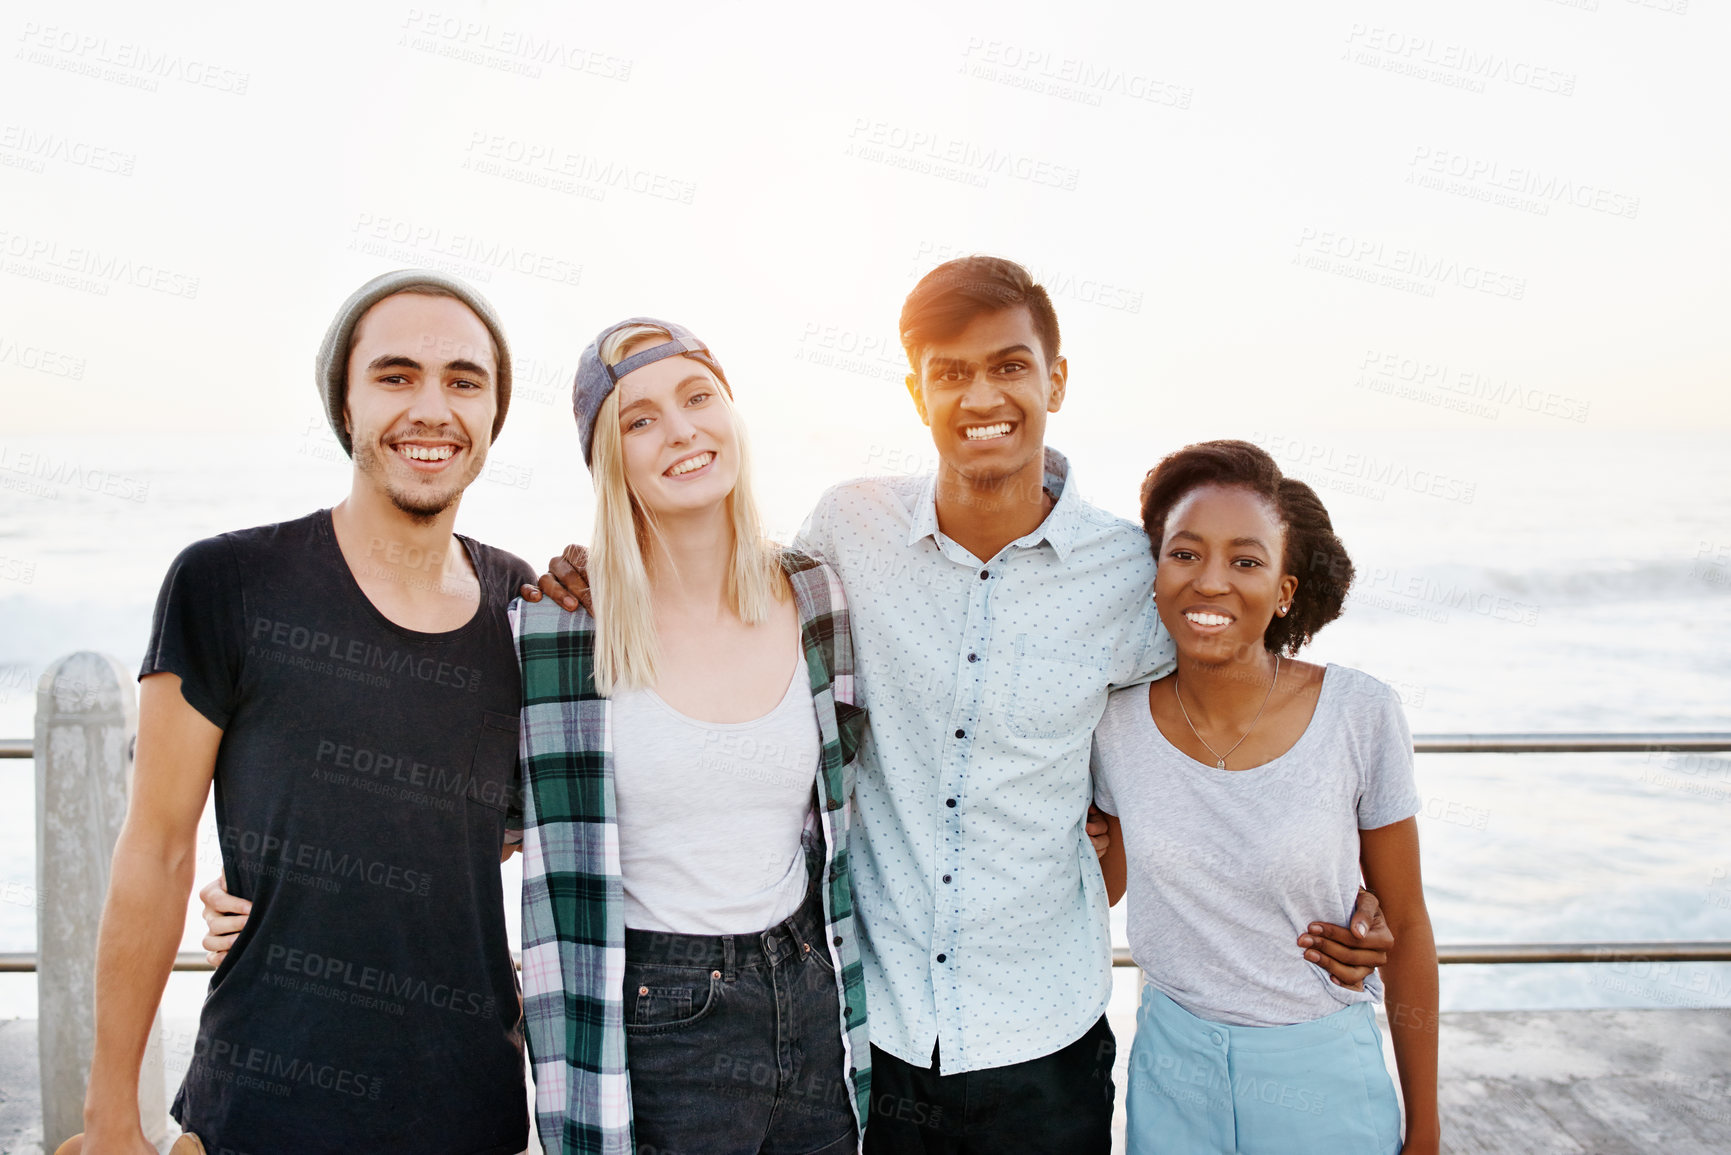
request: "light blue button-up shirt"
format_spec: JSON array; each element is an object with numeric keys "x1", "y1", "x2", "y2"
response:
[{"x1": 796, "y1": 447, "x2": 1175, "y2": 1074}]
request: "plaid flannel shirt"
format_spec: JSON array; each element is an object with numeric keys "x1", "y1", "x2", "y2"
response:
[{"x1": 510, "y1": 549, "x2": 872, "y2": 1155}]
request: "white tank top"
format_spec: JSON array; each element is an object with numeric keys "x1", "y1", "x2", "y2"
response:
[{"x1": 612, "y1": 653, "x2": 820, "y2": 934}]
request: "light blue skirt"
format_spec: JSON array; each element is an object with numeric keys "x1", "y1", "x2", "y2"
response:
[{"x1": 1125, "y1": 984, "x2": 1403, "y2": 1154}]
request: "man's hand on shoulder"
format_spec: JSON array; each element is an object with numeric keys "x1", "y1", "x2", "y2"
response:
[{"x1": 517, "y1": 544, "x2": 590, "y2": 612}]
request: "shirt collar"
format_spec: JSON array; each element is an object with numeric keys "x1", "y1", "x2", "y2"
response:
[{"x1": 909, "y1": 446, "x2": 1084, "y2": 565}]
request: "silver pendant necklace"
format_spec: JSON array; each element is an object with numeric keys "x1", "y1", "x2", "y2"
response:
[{"x1": 1174, "y1": 654, "x2": 1281, "y2": 770}]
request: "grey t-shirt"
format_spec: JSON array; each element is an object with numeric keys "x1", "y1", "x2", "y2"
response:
[{"x1": 1091, "y1": 663, "x2": 1421, "y2": 1027}]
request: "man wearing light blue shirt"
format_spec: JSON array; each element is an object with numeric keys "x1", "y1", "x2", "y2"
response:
[
  {"x1": 789, "y1": 257, "x2": 1167, "y2": 1151},
  {"x1": 532, "y1": 256, "x2": 1391, "y2": 1153},
  {"x1": 793, "y1": 257, "x2": 1387, "y2": 1154}
]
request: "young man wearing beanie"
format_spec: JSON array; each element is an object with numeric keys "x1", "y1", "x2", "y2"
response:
[
  {"x1": 79, "y1": 270, "x2": 535, "y2": 1155},
  {"x1": 531, "y1": 256, "x2": 1394, "y2": 1153}
]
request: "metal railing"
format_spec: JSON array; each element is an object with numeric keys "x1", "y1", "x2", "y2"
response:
[
  {"x1": 1411, "y1": 733, "x2": 1731, "y2": 754},
  {"x1": 4, "y1": 732, "x2": 1729, "y2": 971},
  {"x1": 4, "y1": 942, "x2": 1731, "y2": 974},
  {"x1": 7, "y1": 732, "x2": 1731, "y2": 759}
]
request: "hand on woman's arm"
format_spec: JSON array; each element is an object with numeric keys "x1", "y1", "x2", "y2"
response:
[
  {"x1": 1361, "y1": 817, "x2": 1440, "y2": 1155},
  {"x1": 1299, "y1": 888, "x2": 1394, "y2": 989},
  {"x1": 1098, "y1": 812, "x2": 1127, "y2": 906}
]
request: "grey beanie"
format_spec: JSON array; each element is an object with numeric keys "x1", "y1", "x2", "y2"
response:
[
  {"x1": 574, "y1": 317, "x2": 729, "y2": 469},
  {"x1": 314, "y1": 269, "x2": 512, "y2": 456}
]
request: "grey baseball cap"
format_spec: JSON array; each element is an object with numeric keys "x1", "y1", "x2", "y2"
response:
[
  {"x1": 313, "y1": 269, "x2": 512, "y2": 456},
  {"x1": 574, "y1": 317, "x2": 729, "y2": 468}
]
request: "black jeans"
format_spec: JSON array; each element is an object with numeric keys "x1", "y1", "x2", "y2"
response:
[
  {"x1": 863, "y1": 1015, "x2": 1116, "y2": 1155},
  {"x1": 623, "y1": 858, "x2": 857, "y2": 1155}
]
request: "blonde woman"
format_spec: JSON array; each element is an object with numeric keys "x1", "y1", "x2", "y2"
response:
[{"x1": 511, "y1": 319, "x2": 869, "y2": 1154}]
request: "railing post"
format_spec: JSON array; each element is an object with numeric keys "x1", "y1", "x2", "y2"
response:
[{"x1": 35, "y1": 652, "x2": 167, "y2": 1150}]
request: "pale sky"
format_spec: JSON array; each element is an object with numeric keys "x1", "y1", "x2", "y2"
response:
[{"x1": 2, "y1": 0, "x2": 1726, "y2": 458}]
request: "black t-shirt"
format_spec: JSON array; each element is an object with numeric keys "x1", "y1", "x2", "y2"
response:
[{"x1": 141, "y1": 509, "x2": 533, "y2": 1155}]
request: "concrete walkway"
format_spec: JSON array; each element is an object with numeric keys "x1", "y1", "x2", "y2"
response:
[
  {"x1": 1436, "y1": 1007, "x2": 1731, "y2": 1154},
  {"x1": 3, "y1": 1008, "x2": 1728, "y2": 1153}
]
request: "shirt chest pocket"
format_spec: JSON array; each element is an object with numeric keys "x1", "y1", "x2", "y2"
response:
[
  {"x1": 1005, "y1": 635, "x2": 1107, "y2": 740},
  {"x1": 465, "y1": 710, "x2": 520, "y2": 816}
]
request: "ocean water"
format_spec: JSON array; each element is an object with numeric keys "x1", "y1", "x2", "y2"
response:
[{"x1": 1, "y1": 429, "x2": 1728, "y2": 1024}]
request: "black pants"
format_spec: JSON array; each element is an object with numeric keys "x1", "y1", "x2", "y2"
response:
[{"x1": 863, "y1": 1015, "x2": 1116, "y2": 1154}]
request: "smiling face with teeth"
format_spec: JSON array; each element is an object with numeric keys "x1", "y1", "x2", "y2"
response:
[
  {"x1": 344, "y1": 292, "x2": 497, "y2": 524},
  {"x1": 612, "y1": 345, "x2": 740, "y2": 521},
  {"x1": 1154, "y1": 483, "x2": 1301, "y2": 667},
  {"x1": 906, "y1": 305, "x2": 1067, "y2": 490}
]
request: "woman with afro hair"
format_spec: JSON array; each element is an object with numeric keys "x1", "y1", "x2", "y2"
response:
[{"x1": 1092, "y1": 440, "x2": 1439, "y2": 1154}]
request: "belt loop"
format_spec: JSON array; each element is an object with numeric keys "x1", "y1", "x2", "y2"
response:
[{"x1": 722, "y1": 935, "x2": 737, "y2": 983}]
